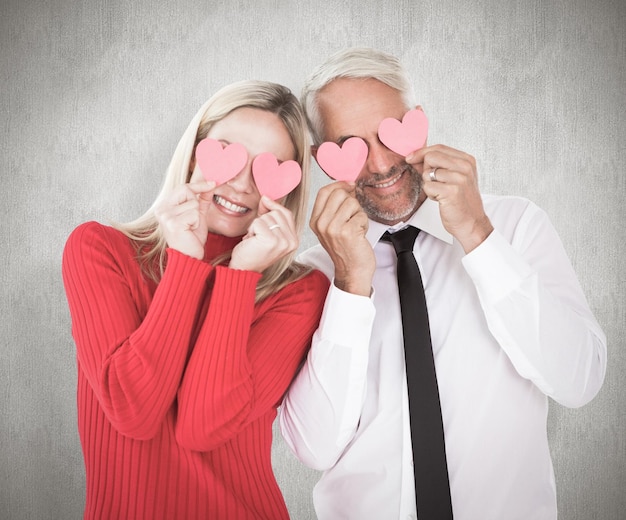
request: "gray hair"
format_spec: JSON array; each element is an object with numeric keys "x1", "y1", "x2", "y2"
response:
[{"x1": 301, "y1": 48, "x2": 416, "y2": 145}]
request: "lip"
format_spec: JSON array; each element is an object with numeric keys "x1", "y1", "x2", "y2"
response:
[
  {"x1": 362, "y1": 168, "x2": 405, "y2": 191},
  {"x1": 213, "y1": 194, "x2": 251, "y2": 215}
]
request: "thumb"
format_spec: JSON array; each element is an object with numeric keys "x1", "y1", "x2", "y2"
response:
[{"x1": 257, "y1": 195, "x2": 278, "y2": 216}]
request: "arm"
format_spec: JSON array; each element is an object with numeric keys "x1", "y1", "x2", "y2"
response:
[
  {"x1": 408, "y1": 144, "x2": 605, "y2": 406},
  {"x1": 279, "y1": 283, "x2": 375, "y2": 470},
  {"x1": 62, "y1": 222, "x2": 212, "y2": 439},
  {"x1": 463, "y1": 202, "x2": 607, "y2": 407},
  {"x1": 175, "y1": 267, "x2": 329, "y2": 451},
  {"x1": 279, "y1": 182, "x2": 377, "y2": 470}
]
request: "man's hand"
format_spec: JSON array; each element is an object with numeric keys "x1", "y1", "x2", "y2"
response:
[
  {"x1": 406, "y1": 144, "x2": 493, "y2": 253},
  {"x1": 310, "y1": 182, "x2": 375, "y2": 296}
]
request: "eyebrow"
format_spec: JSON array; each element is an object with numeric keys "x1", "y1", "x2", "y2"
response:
[
  {"x1": 336, "y1": 135, "x2": 358, "y2": 146},
  {"x1": 215, "y1": 138, "x2": 294, "y2": 164}
]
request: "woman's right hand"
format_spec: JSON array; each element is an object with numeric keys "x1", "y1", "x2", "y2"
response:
[{"x1": 155, "y1": 181, "x2": 216, "y2": 260}]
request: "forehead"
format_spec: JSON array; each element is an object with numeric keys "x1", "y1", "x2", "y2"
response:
[
  {"x1": 207, "y1": 107, "x2": 295, "y2": 160},
  {"x1": 317, "y1": 78, "x2": 409, "y2": 142}
]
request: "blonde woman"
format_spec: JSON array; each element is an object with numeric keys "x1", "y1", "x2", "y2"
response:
[{"x1": 62, "y1": 80, "x2": 328, "y2": 519}]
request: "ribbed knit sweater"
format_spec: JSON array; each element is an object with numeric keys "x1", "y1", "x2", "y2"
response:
[{"x1": 62, "y1": 221, "x2": 329, "y2": 519}]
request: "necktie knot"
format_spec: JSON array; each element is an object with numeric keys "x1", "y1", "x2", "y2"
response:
[{"x1": 382, "y1": 226, "x2": 420, "y2": 255}]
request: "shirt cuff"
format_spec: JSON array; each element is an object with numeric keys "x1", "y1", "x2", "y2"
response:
[
  {"x1": 317, "y1": 281, "x2": 376, "y2": 348},
  {"x1": 462, "y1": 230, "x2": 535, "y2": 304}
]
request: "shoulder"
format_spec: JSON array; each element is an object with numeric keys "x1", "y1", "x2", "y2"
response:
[
  {"x1": 288, "y1": 267, "x2": 331, "y2": 297},
  {"x1": 296, "y1": 244, "x2": 335, "y2": 280},
  {"x1": 63, "y1": 221, "x2": 137, "y2": 269},
  {"x1": 482, "y1": 194, "x2": 547, "y2": 228},
  {"x1": 482, "y1": 194, "x2": 537, "y2": 214},
  {"x1": 65, "y1": 221, "x2": 131, "y2": 250},
  {"x1": 261, "y1": 268, "x2": 330, "y2": 316},
  {"x1": 482, "y1": 194, "x2": 557, "y2": 246}
]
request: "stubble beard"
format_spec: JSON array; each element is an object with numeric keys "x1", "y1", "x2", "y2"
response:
[{"x1": 355, "y1": 164, "x2": 423, "y2": 224}]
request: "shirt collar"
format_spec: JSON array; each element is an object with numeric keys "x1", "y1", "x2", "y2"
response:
[{"x1": 366, "y1": 198, "x2": 454, "y2": 247}]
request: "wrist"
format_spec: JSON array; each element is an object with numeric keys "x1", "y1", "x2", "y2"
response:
[
  {"x1": 334, "y1": 268, "x2": 373, "y2": 297},
  {"x1": 459, "y1": 216, "x2": 493, "y2": 254}
]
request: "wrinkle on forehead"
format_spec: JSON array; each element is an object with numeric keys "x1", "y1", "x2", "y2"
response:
[{"x1": 317, "y1": 78, "x2": 411, "y2": 144}]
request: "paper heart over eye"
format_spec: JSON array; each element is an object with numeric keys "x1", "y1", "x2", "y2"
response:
[
  {"x1": 315, "y1": 137, "x2": 368, "y2": 182},
  {"x1": 378, "y1": 109, "x2": 429, "y2": 156},
  {"x1": 195, "y1": 138, "x2": 248, "y2": 185},
  {"x1": 252, "y1": 153, "x2": 302, "y2": 200}
]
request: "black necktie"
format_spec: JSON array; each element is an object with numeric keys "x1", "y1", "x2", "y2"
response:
[{"x1": 382, "y1": 227, "x2": 453, "y2": 519}]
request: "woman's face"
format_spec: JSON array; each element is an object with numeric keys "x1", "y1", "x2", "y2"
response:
[{"x1": 189, "y1": 107, "x2": 296, "y2": 237}]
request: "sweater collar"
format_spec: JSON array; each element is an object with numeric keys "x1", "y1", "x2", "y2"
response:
[{"x1": 203, "y1": 232, "x2": 243, "y2": 263}]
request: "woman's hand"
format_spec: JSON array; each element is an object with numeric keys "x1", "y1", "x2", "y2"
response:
[
  {"x1": 155, "y1": 181, "x2": 216, "y2": 260},
  {"x1": 229, "y1": 196, "x2": 299, "y2": 273}
]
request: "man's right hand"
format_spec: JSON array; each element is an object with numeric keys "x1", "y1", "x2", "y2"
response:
[{"x1": 309, "y1": 182, "x2": 375, "y2": 296}]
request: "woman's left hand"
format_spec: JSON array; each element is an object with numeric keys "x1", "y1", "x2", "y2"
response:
[{"x1": 229, "y1": 196, "x2": 299, "y2": 273}]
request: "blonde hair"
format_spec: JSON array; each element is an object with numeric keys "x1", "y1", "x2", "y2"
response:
[
  {"x1": 302, "y1": 48, "x2": 416, "y2": 145},
  {"x1": 114, "y1": 80, "x2": 312, "y2": 302}
]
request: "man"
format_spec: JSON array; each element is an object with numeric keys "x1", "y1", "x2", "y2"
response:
[{"x1": 279, "y1": 48, "x2": 607, "y2": 519}]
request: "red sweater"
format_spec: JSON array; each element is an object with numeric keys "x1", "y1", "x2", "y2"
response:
[{"x1": 62, "y1": 221, "x2": 329, "y2": 519}]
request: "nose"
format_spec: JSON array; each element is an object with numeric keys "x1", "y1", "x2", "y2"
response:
[
  {"x1": 226, "y1": 159, "x2": 257, "y2": 194},
  {"x1": 365, "y1": 140, "x2": 398, "y2": 176}
]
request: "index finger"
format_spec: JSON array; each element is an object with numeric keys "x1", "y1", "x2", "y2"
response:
[
  {"x1": 310, "y1": 181, "x2": 356, "y2": 223},
  {"x1": 187, "y1": 180, "x2": 217, "y2": 193},
  {"x1": 258, "y1": 196, "x2": 293, "y2": 223},
  {"x1": 406, "y1": 144, "x2": 474, "y2": 164}
]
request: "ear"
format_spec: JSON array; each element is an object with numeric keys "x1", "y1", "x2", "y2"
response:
[{"x1": 414, "y1": 105, "x2": 428, "y2": 146}]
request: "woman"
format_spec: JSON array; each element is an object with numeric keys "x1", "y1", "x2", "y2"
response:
[{"x1": 62, "y1": 81, "x2": 329, "y2": 519}]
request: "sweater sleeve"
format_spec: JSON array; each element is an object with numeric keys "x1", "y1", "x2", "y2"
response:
[
  {"x1": 175, "y1": 267, "x2": 329, "y2": 451},
  {"x1": 62, "y1": 222, "x2": 213, "y2": 439}
]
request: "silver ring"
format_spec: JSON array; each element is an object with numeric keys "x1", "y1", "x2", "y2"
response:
[
  {"x1": 268, "y1": 224, "x2": 280, "y2": 230},
  {"x1": 429, "y1": 168, "x2": 439, "y2": 182}
]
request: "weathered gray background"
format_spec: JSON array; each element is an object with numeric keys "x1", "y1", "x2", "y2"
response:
[{"x1": 1, "y1": 0, "x2": 624, "y2": 518}]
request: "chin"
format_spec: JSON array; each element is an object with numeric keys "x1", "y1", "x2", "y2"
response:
[
  {"x1": 359, "y1": 196, "x2": 421, "y2": 225},
  {"x1": 206, "y1": 220, "x2": 249, "y2": 238},
  {"x1": 205, "y1": 208, "x2": 254, "y2": 238}
]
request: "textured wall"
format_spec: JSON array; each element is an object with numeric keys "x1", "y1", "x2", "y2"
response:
[{"x1": 1, "y1": 0, "x2": 624, "y2": 518}]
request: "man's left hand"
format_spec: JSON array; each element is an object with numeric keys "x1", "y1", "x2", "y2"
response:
[{"x1": 406, "y1": 144, "x2": 494, "y2": 253}]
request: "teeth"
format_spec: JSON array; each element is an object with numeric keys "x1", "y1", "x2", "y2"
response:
[
  {"x1": 373, "y1": 172, "x2": 402, "y2": 188},
  {"x1": 214, "y1": 195, "x2": 248, "y2": 213}
]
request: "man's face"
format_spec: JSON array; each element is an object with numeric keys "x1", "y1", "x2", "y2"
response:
[{"x1": 316, "y1": 78, "x2": 426, "y2": 225}]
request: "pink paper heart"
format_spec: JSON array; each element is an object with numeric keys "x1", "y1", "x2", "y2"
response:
[
  {"x1": 315, "y1": 137, "x2": 368, "y2": 182},
  {"x1": 252, "y1": 152, "x2": 302, "y2": 200},
  {"x1": 378, "y1": 109, "x2": 429, "y2": 156},
  {"x1": 195, "y1": 138, "x2": 248, "y2": 185}
]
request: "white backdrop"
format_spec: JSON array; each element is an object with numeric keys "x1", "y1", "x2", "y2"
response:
[{"x1": 1, "y1": 0, "x2": 624, "y2": 518}]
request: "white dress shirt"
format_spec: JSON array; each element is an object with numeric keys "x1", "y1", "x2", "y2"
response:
[{"x1": 280, "y1": 195, "x2": 606, "y2": 520}]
